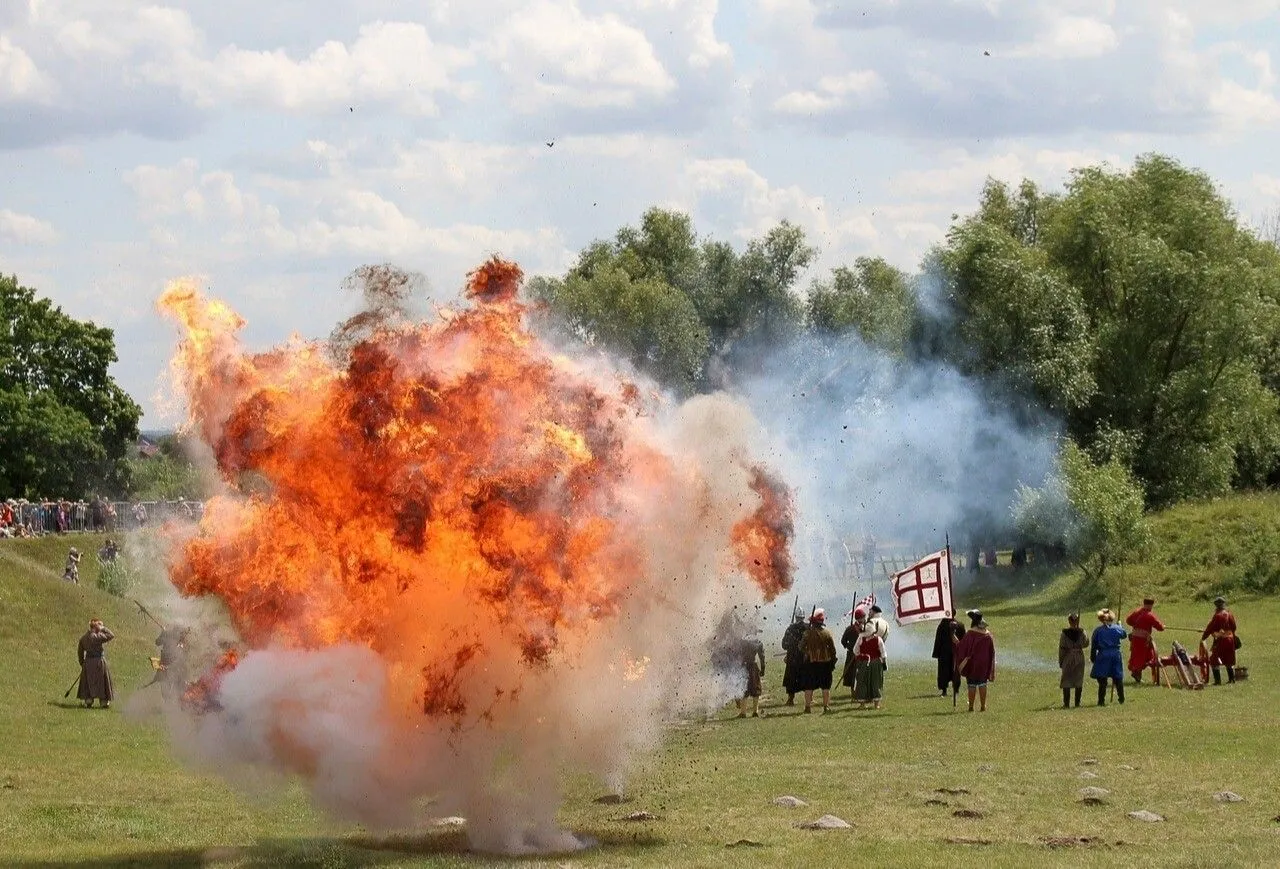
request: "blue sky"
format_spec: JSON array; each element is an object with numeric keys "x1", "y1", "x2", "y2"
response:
[{"x1": 2, "y1": 0, "x2": 1278, "y2": 424}]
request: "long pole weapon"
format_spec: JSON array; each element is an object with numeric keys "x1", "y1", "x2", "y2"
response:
[
  {"x1": 63, "y1": 674, "x2": 80, "y2": 699},
  {"x1": 133, "y1": 599, "x2": 165, "y2": 630}
]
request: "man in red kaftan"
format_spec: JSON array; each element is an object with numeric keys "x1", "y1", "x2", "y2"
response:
[
  {"x1": 1124, "y1": 597, "x2": 1165, "y2": 683},
  {"x1": 1202, "y1": 596, "x2": 1238, "y2": 685}
]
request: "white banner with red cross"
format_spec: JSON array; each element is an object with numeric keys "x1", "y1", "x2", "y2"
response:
[{"x1": 891, "y1": 548, "x2": 954, "y2": 627}]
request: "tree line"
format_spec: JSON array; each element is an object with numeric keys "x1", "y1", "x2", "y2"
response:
[{"x1": 3, "y1": 154, "x2": 1278, "y2": 565}]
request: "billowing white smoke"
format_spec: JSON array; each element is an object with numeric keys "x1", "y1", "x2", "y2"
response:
[{"x1": 739, "y1": 329, "x2": 1060, "y2": 660}]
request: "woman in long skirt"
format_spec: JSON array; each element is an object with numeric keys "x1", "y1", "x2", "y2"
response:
[{"x1": 852, "y1": 624, "x2": 885, "y2": 710}]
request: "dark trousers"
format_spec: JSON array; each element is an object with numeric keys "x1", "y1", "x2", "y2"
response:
[
  {"x1": 1096, "y1": 678, "x2": 1124, "y2": 705},
  {"x1": 1062, "y1": 687, "x2": 1082, "y2": 707},
  {"x1": 1212, "y1": 666, "x2": 1236, "y2": 684},
  {"x1": 937, "y1": 659, "x2": 958, "y2": 693}
]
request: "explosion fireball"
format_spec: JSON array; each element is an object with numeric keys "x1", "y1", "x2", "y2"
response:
[{"x1": 157, "y1": 258, "x2": 793, "y2": 853}]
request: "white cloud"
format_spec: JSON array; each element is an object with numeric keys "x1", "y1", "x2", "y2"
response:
[
  {"x1": 1008, "y1": 15, "x2": 1120, "y2": 60},
  {"x1": 484, "y1": 0, "x2": 676, "y2": 109},
  {"x1": 163, "y1": 21, "x2": 471, "y2": 114},
  {"x1": 0, "y1": 34, "x2": 53, "y2": 101},
  {"x1": 0, "y1": 209, "x2": 59, "y2": 245},
  {"x1": 772, "y1": 70, "x2": 885, "y2": 115}
]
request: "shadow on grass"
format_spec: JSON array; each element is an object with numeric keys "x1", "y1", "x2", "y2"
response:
[
  {"x1": 46, "y1": 700, "x2": 99, "y2": 710},
  {"x1": 21, "y1": 827, "x2": 665, "y2": 868}
]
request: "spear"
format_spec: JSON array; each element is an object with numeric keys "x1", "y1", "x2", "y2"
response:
[
  {"x1": 133, "y1": 599, "x2": 165, "y2": 630},
  {"x1": 64, "y1": 673, "x2": 80, "y2": 699}
]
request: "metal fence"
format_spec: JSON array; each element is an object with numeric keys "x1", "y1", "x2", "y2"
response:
[{"x1": 0, "y1": 500, "x2": 205, "y2": 537}]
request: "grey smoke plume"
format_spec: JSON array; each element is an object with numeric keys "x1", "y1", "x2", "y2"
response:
[{"x1": 739, "y1": 329, "x2": 1060, "y2": 660}]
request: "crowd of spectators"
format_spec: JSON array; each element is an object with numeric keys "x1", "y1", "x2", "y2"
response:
[{"x1": 0, "y1": 497, "x2": 204, "y2": 539}]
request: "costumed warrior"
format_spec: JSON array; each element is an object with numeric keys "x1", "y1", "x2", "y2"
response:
[
  {"x1": 867, "y1": 605, "x2": 890, "y2": 645},
  {"x1": 736, "y1": 631, "x2": 766, "y2": 718},
  {"x1": 147, "y1": 624, "x2": 191, "y2": 695},
  {"x1": 954, "y1": 610, "x2": 996, "y2": 712},
  {"x1": 1124, "y1": 597, "x2": 1165, "y2": 683},
  {"x1": 1058, "y1": 612, "x2": 1089, "y2": 708},
  {"x1": 780, "y1": 611, "x2": 807, "y2": 706},
  {"x1": 852, "y1": 614, "x2": 886, "y2": 709},
  {"x1": 840, "y1": 608, "x2": 867, "y2": 701},
  {"x1": 932, "y1": 614, "x2": 965, "y2": 697},
  {"x1": 1090, "y1": 608, "x2": 1127, "y2": 705},
  {"x1": 76, "y1": 618, "x2": 115, "y2": 708},
  {"x1": 1202, "y1": 596, "x2": 1238, "y2": 685},
  {"x1": 800, "y1": 609, "x2": 837, "y2": 714}
]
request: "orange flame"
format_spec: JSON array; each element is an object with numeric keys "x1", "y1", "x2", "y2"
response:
[{"x1": 159, "y1": 257, "x2": 793, "y2": 723}]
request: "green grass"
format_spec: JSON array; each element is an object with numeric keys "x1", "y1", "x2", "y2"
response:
[{"x1": 3, "y1": 503, "x2": 1280, "y2": 868}]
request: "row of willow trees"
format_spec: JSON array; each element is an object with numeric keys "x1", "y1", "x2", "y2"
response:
[{"x1": 530, "y1": 154, "x2": 1280, "y2": 514}]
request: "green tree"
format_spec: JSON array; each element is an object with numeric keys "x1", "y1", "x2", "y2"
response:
[
  {"x1": 942, "y1": 155, "x2": 1280, "y2": 504},
  {"x1": 0, "y1": 276, "x2": 141, "y2": 497},
  {"x1": 128, "y1": 434, "x2": 211, "y2": 501},
  {"x1": 1014, "y1": 439, "x2": 1149, "y2": 603},
  {"x1": 806, "y1": 256, "x2": 918, "y2": 353},
  {"x1": 530, "y1": 209, "x2": 816, "y2": 390},
  {"x1": 529, "y1": 265, "x2": 709, "y2": 391}
]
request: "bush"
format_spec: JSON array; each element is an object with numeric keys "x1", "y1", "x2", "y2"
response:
[{"x1": 96, "y1": 560, "x2": 133, "y2": 598}]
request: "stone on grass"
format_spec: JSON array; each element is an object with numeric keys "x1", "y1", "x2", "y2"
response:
[
  {"x1": 726, "y1": 839, "x2": 764, "y2": 848},
  {"x1": 952, "y1": 809, "x2": 985, "y2": 819},
  {"x1": 1118, "y1": 764, "x2": 1136, "y2": 771},
  {"x1": 772, "y1": 795, "x2": 808, "y2": 808},
  {"x1": 1213, "y1": 791, "x2": 1244, "y2": 803},
  {"x1": 622, "y1": 811, "x2": 658, "y2": 821},
  {"x1": 935, "y1": 787, "x2": 970, "y2": 795},
  {"x1": 1127, "y1": 810, "x2": 1165, "y2": 823},
  {"x1": 429, "y1": 817, "x2": 467, "y2": 828},
  {"x1": 796, "y1": 814, "x2": 852, "y2": 830},
  {"x1": 1079, "y1": 787, "x2": 1110, "y2": 801},
  {"x1": 1078, "y1": 771, "x2": 1099, "y2": 779},
  {"x1": 1080, "y1": 758, "x2": 1099, "y2": 765}
]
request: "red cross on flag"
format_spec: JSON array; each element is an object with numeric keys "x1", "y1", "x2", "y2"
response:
[{"x1": 891, "y1": 548, "x2": 954, "y2": 626}]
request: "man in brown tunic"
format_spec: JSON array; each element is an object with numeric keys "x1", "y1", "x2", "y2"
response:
[
  {"x1": 77, "y1": 619, "x2": 115, "y2": 708},
  {"x1": 736, "y1": 633, "x2": 766, "y2": 718}
]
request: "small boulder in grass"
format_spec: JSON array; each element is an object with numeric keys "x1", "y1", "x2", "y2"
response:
[
  {"x1": 1127, "y1": 810, "x2": 1165, "y2": 823},
  {"x1": 772, "y1": 795, "x2": 808, "y2": 808},
  {"x1": 1213, "y1": 791, "x2": 1244, "y2": 803},
  {"x1": 1079, "y1": 787, "x2": 1111, "y2": 802},
  {"x1": 622, "y1": 811, "x2": 658, "y2": 821},
  {"x1": 1078, "y1": 771, "x2": 1100, "y2": 779},
  {"x1": 796, "y1": 814, "x2": 852, "y2": 830},
  {"x1": 429, "y1": 817, "x2": 467, "y2": 828}
]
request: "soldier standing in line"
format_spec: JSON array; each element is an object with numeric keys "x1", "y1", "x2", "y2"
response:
[
  {"x1": 800, "y1": 609, "x2": 837, "y2": 715},
  {"x1": 780, "y1": 611, "x2": 807, "y2": 706},
  {"x1": 736, "y1": 631, "x2": 767, "y2": 718}
]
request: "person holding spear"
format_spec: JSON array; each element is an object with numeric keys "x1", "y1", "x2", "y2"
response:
[
  {"x1": 76, "y1": 618, "x2": 115, "y2": 708},
  {"x1": 1090, "y1": 609, "x2": 1127, "y2": 706},
  {"x1": 780, "y1": 597, "x2": 807, "y2": 706}
]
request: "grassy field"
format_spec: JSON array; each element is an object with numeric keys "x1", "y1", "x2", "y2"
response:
[{"x1": 2, "y1": 510, "x2": 1279, "y2": 868}]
